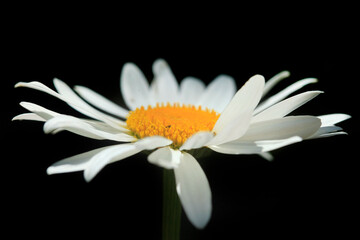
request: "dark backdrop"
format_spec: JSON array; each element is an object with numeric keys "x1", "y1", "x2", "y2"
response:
[{"x1": 2, "y1": 7, "x2": 358, "y2": 240}]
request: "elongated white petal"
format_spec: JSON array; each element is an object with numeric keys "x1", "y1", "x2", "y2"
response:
[
  {"x1": 19, "y1": 101, "x2": 60, "y2": 120},
  {"x1": 120, "y1": 63, "x2": 151, "y2": 110},
  {"x1": 179, "y1": 77, "x2": 206, "y2": 105},
  {"x1": 252, "y1": 91, "x2": 323, "y2": 123},
  {"x1": 180, "y1": 131, "x2": 214, "y2": 151},
  {"x1": 151, "y1": 59, "x2": 179, "y2": 104},
  {"x1": 317, "y1": 114, "x2": 351, "y2": 127},
  {"x1": 196, "y1": 74, "x2": 236, "y2": 113},
  {"x1": 16, "y1": 80, "x2": 127, "y2": 130},
  {"x1": 19, "y1": 102, "x2": 127, "y2": 135},
  {"x1": 309, "y1": 131, "x2": 348, "y2": 139},
  {"x1": 254, "y1": 78, "x2": 318, "y2": 114},
  {"x1": 44, "y1": 115, "x2": 136, "y2": 142},
  {"x1": 84, "y1": 137, "x2": 172, "y2": 182},
  {"x1": 208, "y1": 142, "x2": 262, "y2": 154},
  {"x1": 134, "y1": 136, "x2": 173, "y2": 150},
  {"x1": 257, "y1": 136, "x2": 302, "y2": 151},
  {"x1": 208, "y1": 75, "x2": 265, "y2": 146},
  {"x1": 262, "y1": 71, "x2": 290, "y2": 96},
  {"x1": 84, "y1": 144, "x2": 138, "y2": 182},
  {"x1": 15, "y1": 81, "x2": 62, "y2": 99},
  {"x1": 240, "y1": 116, "x2": 321, "y2": 141},
  {"x1": 74, "y1": 85, "x2": 129, "y2": 118},
  {"x1": 148, "y1": 147, "x2": 181, "y2": 169},
  {"x1": 12, "y1": 113, "x2": 46, "y2": 121},
  {"x1": 258, "y1": 152, "x2": 274, "y2": 161},
  {"x1": 47, "y1": 146, "x2": 111, "y2": 174},
  {"x1": 53, "y1": 78, "x2": 127, "y2": 129},
  {"x1": 308, "y1": 126, "x2": 344, "y2": 139},
  {"x1": 174, "y1": 152, "x2": 212, "y2": 229},
  {"x1": 209, "y1": 136, "x2": 302, "y2": 155}
]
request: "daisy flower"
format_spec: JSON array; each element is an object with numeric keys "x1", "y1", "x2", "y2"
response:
[{"x1": 13, "y1": 59, "x2": 350, "y2": 229}]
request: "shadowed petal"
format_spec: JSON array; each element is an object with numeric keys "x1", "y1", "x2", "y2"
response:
[
  {"x1": 120, "y1": 63, "x2": 151, "y2": 110},
  {"x1": 174, "y1": 152, "x2": 212, "y2": 229}
]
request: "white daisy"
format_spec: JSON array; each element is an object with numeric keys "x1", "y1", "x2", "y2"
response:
[{"x1": 13, "y1": 59, "x2": 350, "y2": 229}]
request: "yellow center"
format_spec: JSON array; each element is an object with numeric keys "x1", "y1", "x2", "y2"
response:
[{"x1": 126, "y1": 103, "x2": 220, "y2": 148}]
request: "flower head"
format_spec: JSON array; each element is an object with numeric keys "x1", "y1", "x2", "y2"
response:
[{"x1": 14, "y1": 59, "x2": 350, "y2": 229}]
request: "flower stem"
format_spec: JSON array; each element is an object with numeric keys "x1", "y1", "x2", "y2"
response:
[{"x1": 162, "y1": 169, "x2": 181, "y2": 240}]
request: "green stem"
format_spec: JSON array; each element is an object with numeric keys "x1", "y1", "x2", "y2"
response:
[{"x1": 162, "y1": 169, "x2": 182, "y2": 240}]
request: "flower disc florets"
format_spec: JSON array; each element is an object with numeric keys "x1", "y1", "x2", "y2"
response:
[{"x1": 126, "y1": 103, "x2": 220, "y2": 148}]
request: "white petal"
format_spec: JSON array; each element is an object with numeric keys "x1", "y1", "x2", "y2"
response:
[
  {"x1": 309, "y1": 131, "x2": 348, "y2": 139},
  {"x1": 15, "y1": 81, "x2": 62, "y2": 99},
  {"x1": 44, "y1": 115, "x2": 136, "y2": 142},
  {"x1": 53, "y1": 78, "x2": 127, "y2": 129},
  {"x1": 84, "y1": 144, "x2": 138, "y2": 182},
  {"x1": 16, "y1": 80, "x2": 126, "y2": 130},
  {"x1": 209, "y1": 136, "x2": 302, "y2": 155},
  {"x1": 252, "y1": 91, "x2": 323, "y2": 123},
  {"x1": 258, "y1": 152, "x2": 274, "y2": 161},
  {"x1": 262, "y1": 71, "x2": 290, "y2": 96},
  {"x1": 84, "y1": 137, "x2": 172, "y2": 182},
  {"x1": 134, "y1": 136, "x2": 173, "y2": 150},
  {"x1": 12, "y1": 113, "x2": 46, "y2": 121},
  {"x1": 147, "y1": 147, "x2": 181, "y2": 169},
  {"x1": 254, "y1": 78, "x2": 318, "y2": 114},
  {"x1": 257, "y1": 136, "x2": 302, "y2": 152},
  {"x1": 174, "y1": 152, "x2": 212, "y2": 229},
  {"x1": 19, "y1": 102, "x2": 127, "y2": 135},
  {"x1": 120, "y1": 63, "x2": 151, "y2": 110},
  {"x1": 74, "y1": 85, "x2": 129, "y2": 118},
  {"x1": 47, "y1": 146, "x2": 111, "y2": 174},
  {"x1": 151, "y1": 59, "x2": 179, "y2": 104},
  {"x1": 196, "y1": 74, "x2": 236, "y2": 113},
  {"x1": 19, "y1": 101, "x2": 60, "y2": 120},
  {"x1": 208, "y1": 75, "x2": 265, "y2": 146},
  {"x1": 317, "y1": 114, "x2": 351, "y2": 127},
  {"x1": 208, "y1": 142, "x2": 262, "y2": 154},
  {"x1": 179, "y1": 77, "x2": 206, "y2": 105},
  {"x1": 240, "y1": 116, "x2": 321, "y2": 141},
  {"x1": 308, "y1": 126, "x2": 345, "y2": 139},
  {"x1": 179, "y1": 131, "x2": 214, "y2": 151}
]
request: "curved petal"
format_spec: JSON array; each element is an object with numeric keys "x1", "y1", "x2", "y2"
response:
[
  {"x1": 179, "y1": 131, "x2": 214, "y2": 151},
  {"x1": 120, "y1": 63, "x2": 151, "y2": 110},
  {"x1": 240, "y1": 116, "x2": 321, "y2": 141},
  {"x1": 84, "y1": 136, "x2": 172, "y2": 182},
  {"x1": 47, "y1": 146, "x2": 111, "y2": 174},
  {"x1": 317, "y1": 113, "x2": 351, "y2": 127},
  {"x1": 19, "y1": 102, "x2": 128, "y2": 134},
  {"x1": 208, "y1": 141, "x2": 262, "y2": 155},
  {"x1": 208, "y1": 75, "x2": 265, "y2": 146},
  {"x1": 53, "y1": 78, "x2": 126, "y2": 129},
  {"x1": 43, "y1": 115, "x2": 136, "y2": 142},
  {"x1": 19, "y1": 101, "x2": 60, "y2": 120},
  {"x1": 254, "y1": 78, "x2": 318, "y2": 114},
  {"x1": 252, "y1": 91, "x2": 323, "y2": 123},
  {"x1": 179, "y1": 77, "x2": 206, "y2": 105},
  {"x1": 147, "y1": 147, "x2": 181, "y2": 169},
  {"x1": 209, "y1": 136, "x2": 302, "y2": 155},
  {"x1": 84, "y1": 144, "x2": 138, "y2": 182},
  {"x1": 257, "y1": 136, "x2": 302, "y2": 151},
  {"x1": 151, "y1": 59, "x2": 179, "y2": 104},
  {"x1": 262, "y1": 70, "x2": 290, "y2": 96},
  {"x1": 74, "y1": 85, "x2": 129, "y2": 118},
  {"x1": 12, "y1": 113, "x2": 45, "y2": 121},
  {"x1": 174, "y1": 152, "x2": 212, "y2": 229},
  {"x1": 196, "y1": 74, "x2": 236, "y2": 113}
]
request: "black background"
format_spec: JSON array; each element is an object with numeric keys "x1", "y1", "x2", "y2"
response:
[{"x1": 2, "y1": 5, "x2": 358, "y2": 239}]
